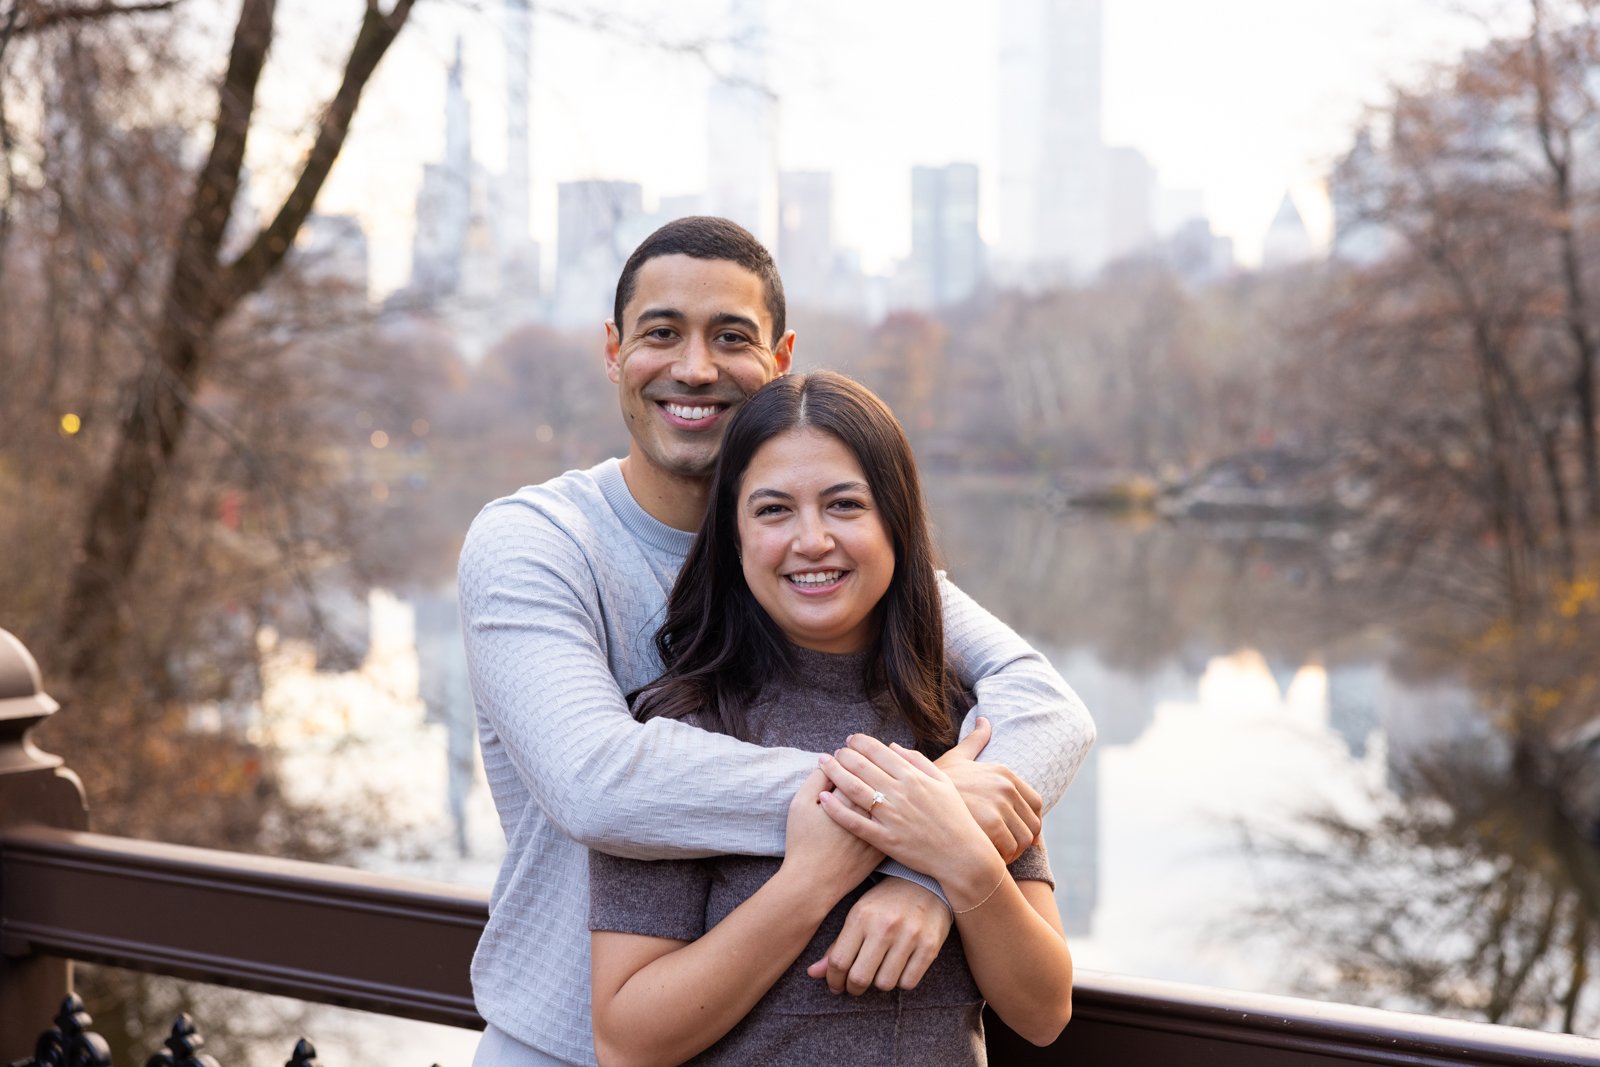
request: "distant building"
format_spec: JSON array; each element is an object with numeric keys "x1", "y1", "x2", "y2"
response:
[
  {"x1": 498, "y1": 0, "x2": 541, "y2": 300},
  {"x1": 1260, "y1": 191, "x2": 1317, "y2": 269},
  {"x1": 778, "y1": 170, "x2": 834, "y2": 310},
  {"x1": 1329, "y1": 128, "x2": 1400, "y2": 266},
  {"x1": 706, "y1": 0, "x2": 779, "y2": 248},
  {"x1": 908, "y1": 162, "x2": 984, "y2": 308},
  {"x1": 995, "y1": 0, "x2": 1107, "y2": 285},
  {"x1": 555, "y1": 179, "x2": 644, "y2": 327},
  {"x1": 408, "y1": 38, "x2": 473, "y2": 302},
  {"x1": 1152, "y1": 217, "x2": 1234, "y2": 284},
  {"x1": 1154, "y1": 187, "x2": 1207, "y2": 239},
  {"x1": 1106, "y1": 146, "x2": 1156, "y2": 262},
  {"x1": 400, "y1": 29, "x2": 540, "y2": 346},
  {"x1": 294, "y1": 213, "x2": 370, "y2": 309}
]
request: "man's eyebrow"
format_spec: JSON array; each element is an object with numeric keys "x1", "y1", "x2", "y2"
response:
[
  {"x1": 633, "y1": 307, "x2": 685, "y2": 328},
  {"x1": 709, "y1": 312, "x2": 764, "y2": 335}
]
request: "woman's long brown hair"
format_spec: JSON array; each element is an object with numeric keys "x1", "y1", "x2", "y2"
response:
[{"x1": 632, "y1": 371, "x2": 963, "y2": 753}]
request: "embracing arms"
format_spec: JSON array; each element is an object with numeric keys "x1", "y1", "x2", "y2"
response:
[
  {"x1": 460, "y1": 499, "x2": 808, "y2": 858},
  {"x1": 460, "y1": 502, "x2": 1088, "y2": 861},
  {"x1": 590, "y1": 772, "x2": 881, "y2": 1067},
  {"x1": 821, "y1": 735, "x2": 1075, "y2": 1045}
]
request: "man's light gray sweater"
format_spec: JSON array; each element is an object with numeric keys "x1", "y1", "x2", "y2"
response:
[{"x1": 458, "y1": 459, "x2": 1095, "y2": 1065}]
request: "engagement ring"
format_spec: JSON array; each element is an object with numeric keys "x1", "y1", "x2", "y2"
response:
[{"x1": 869, "y1": 790, "x2": 888, "y2": 813}]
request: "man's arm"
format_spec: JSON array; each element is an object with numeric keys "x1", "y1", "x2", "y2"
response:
[
  {"x1": 459, "y1": 498, "x2": 812, "y2": 860},
  {"x1": 939, "y1": 573, "x2": 1097, "y2": 810}
]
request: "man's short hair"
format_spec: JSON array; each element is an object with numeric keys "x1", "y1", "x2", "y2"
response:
[{"x1": 613, "y1": 216, "x2": 787, "y2": 344}]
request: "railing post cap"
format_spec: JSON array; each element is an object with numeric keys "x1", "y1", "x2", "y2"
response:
[{"x1": 0, "y1": 627, "x2": 59, "y2": 722}]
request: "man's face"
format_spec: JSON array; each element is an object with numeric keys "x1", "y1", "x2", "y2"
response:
[{"x1": 606, "y1": 254, "x2": 794, "y2": 483}]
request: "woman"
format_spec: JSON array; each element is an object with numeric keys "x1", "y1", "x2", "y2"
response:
[{"x1": 588, "y1": 371, "x2": 1072, "y2": 1066}]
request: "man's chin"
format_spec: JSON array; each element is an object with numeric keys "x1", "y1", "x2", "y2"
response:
[{"x1": 646, "y1": 446, "x2": 719, "y2": 481}]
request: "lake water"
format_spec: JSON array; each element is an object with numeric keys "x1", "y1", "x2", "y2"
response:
[{"x1": 247, "y1": 472, "x2": 1596, "y2": 1060}]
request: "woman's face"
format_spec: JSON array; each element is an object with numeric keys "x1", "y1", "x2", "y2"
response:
[{"x1": 735, "y1": 427, "x2": 895, "y2": 654}]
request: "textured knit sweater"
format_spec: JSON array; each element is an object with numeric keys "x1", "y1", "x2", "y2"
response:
[
  {"x1": 458, "y1": 459, "x2": 1095, "y2": 1065},
  {"x1": 589, "y1": 644, "x2": 1054, "y2": 1066}
]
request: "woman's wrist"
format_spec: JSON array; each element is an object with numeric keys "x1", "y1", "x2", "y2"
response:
[
  {"x1": 939, "y1": 851, "x2": 1009, "y2": 914},
  {"x1": 771, "y1": 858, "x2": 859, "y2": 924}
]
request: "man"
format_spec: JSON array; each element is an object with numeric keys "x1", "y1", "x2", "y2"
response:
[{"x1": 459, "y1": 217, "x2": 1094, "y2": 1066}]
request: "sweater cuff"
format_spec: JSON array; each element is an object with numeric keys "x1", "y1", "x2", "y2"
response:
[{"x1": 877, "y1": 860, "x2": 951, "y2": 911}]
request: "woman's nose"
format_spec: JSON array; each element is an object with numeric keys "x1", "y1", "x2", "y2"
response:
[{"x1": 792, "y1": 513, "x2": 834, "y2": 556}]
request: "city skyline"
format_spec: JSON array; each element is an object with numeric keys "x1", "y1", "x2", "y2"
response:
[{"x1": 303, "y1": 0, "x2": 1494, "y2": 299}]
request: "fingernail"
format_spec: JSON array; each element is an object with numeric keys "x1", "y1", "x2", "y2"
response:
[{"x1": 819, "y1": 754, "x2": 831, "y2": 766}]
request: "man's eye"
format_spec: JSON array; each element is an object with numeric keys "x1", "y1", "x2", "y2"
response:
[{"x1": 717, "y1": 331, "x2": 751, "y2": 345}]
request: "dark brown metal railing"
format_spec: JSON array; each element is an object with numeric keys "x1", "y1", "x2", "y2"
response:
[
  {"x1": 0, "y1": 825, "x2": 485, "y2": 1029},
  {"x1": 2, "y1": 627, "x2": 1598, "y2": 1065}
]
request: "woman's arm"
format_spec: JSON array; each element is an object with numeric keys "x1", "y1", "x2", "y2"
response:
[
  {"x1": 590, "y1": 771, "x2": 882, "y2": 1067},
  {"x1": 818, "y1": 736, "x2": 1074, "y2": 1046}
]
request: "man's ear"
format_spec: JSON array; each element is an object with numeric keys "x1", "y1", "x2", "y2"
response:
[
  {"x1": 604, "y1": 321, "x2": 623, "y2": 383},
  {"x1": 773, "y1": 329, "x2": 796, "y2": 377}
]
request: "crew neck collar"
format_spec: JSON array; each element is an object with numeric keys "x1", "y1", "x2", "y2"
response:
[{"x1": 596, "y1": 458, "x2": 697, "y2": 559}]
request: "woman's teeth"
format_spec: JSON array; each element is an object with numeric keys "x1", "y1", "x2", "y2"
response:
[{"x1": 788, "y1": 571, "x2": 843, "y2": 586}]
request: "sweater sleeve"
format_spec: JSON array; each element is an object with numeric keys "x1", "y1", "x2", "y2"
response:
[
  {"x1": 459, "y1": 498, "x2": 814, "y2": 861},
  {"x1": 939, "y1": 573, "x2": 1096, "y2": 813}
]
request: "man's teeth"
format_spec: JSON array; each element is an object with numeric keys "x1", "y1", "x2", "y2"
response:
[
  {"x1": 788, "y1": 571, "x2": 843, "y2": 586},
  {"x1": 665, "y1": 403, "x2": 718, "y2": 420}
]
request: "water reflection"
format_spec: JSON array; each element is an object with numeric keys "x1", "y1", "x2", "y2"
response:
[{"x1": 272, "y1": 468, "x2": 1598, "y2": 1033}]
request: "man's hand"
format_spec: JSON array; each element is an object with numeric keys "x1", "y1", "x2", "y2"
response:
[
  {"x1": 804, "y1": 877, "x2": 952, "y2": 995},
  {"x1": 935, "y1": 717, "x2": 1042, "y2": 862}
]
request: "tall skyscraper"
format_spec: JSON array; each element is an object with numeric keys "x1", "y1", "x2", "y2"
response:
[
  {"x1": 409, "y1": 38, "x2": 474, "y2": 301},
  {"x1": 554, "y1": 179, "x2": 644, "y2": 327},
  {"x1": 777, "y1": 170, "x2": 834, "y2": 309},
  {"x1": 996, "y1": 0, "x2": 1107, "y2": 285},
  {"x1": 499, "y1": 0, "x2": 540, "y2": 297},
  {"x1": 910, "y1": 163, "x2": 984, "y2": 307},
  {"x1": 706, "y1": 0, "x2": 779, "y2": 249},
  {"x1": 1106, "y1": 146, "x2": 1155, "y2": 262}
]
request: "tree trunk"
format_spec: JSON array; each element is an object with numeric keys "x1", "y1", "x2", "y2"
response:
[
  {"x1": 1528, "y1": 0, "x2": 1600, "y2": 518},
  {"x1": 53, "y1": 0, "x2": 415, "y2": 685}
]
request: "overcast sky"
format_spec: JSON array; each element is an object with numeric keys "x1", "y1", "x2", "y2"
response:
[{"x1": 279, "y1": 0, "x2": 1499, "y2": 296}]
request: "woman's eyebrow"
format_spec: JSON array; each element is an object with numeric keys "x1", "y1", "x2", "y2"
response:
[
  {"x1": 746, "y1": 487, "x2": 794, "y2": 506},
  {"x1": 821, "y1": 481, "x2": 871, "y2": 496}
]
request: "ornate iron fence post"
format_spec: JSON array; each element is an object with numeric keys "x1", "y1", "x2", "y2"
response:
[{"x1": 0, "y1": 629, "x2": 90, "y2": 1061}]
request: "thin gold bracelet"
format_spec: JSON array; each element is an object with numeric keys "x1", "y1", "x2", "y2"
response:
[{"x1": 952, "y1": 874, "x2": 1007, "y2": 915}]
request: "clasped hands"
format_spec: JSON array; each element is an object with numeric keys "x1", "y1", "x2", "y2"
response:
[{"x1": 796, "y1": 717, "x2": 1042, "y2": 995}]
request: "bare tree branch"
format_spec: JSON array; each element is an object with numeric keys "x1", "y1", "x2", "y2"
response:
[
  {"x1": 221, "y1": 0, "x2": 416, "y2": 308},
  {"x1": 10, "y1": 0, "x2": 181, "y2": 37}
]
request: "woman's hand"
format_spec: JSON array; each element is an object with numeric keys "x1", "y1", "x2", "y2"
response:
[
  {"x1": 783, "y1": 768, "x2": 883, "y2": 901},
  {"x1": 818, "y1": 735, "x2": 999, "y2": 896}
]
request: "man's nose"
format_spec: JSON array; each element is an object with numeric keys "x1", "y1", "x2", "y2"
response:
[{"x1": 672, "y1": 335, "x2": 718, "y2": 386}]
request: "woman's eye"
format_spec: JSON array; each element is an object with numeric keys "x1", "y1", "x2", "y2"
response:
[
  {"x1": 831, "y1": 499, "x2": 866, "y2": 511},
  {"x1": 755, "y1": 504, "x2": 787, "y2": 517}
]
